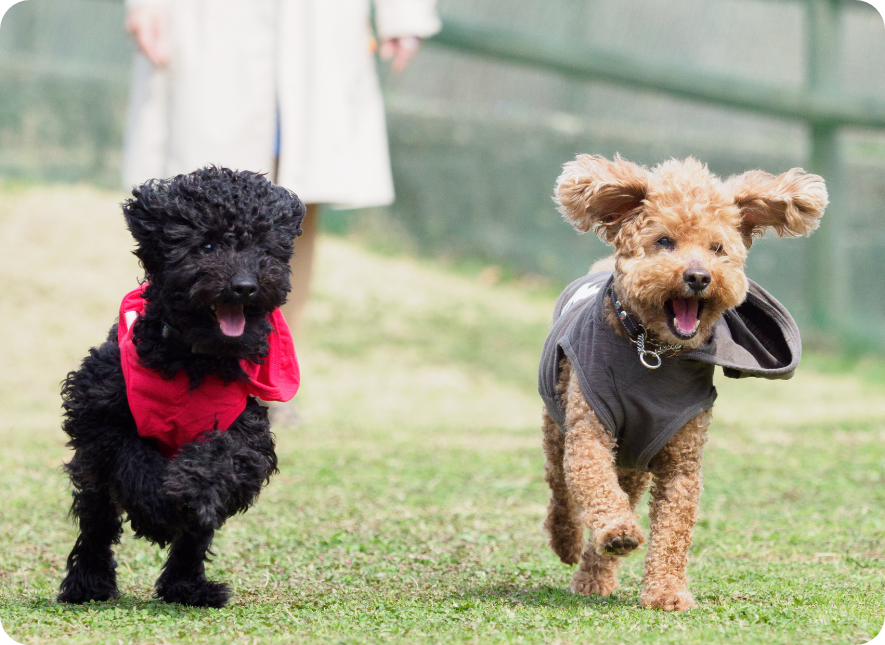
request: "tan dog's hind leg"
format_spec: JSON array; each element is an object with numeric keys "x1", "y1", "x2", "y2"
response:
[
  {"x1": 619, "y1": 468, "x2": 652, "y2": 509},
  {"x1": 640, "y1": 409, "x2": 711, "y2": 611},
  {"x1": 542, "y1": 408, "x2": 583, "y2": 565},
  {"x1": 561, "y1": 363, "x2": 645, "y2": 596}
]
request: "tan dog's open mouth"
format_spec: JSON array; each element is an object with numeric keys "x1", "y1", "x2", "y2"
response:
[{"x1": 664, "y1": 298, "x2": 704, "y2": 340}]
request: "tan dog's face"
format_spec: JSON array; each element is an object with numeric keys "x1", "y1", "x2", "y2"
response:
[
  {"x1": 555, "y1": 155, "x2": 828, "y2": 348},
  {"x1": 613, "y1": 167, "x2": 749, "y2": 346}
]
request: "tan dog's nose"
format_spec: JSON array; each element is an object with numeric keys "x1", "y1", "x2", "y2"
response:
[{"x1": 683, "y1": 267, "x2": 711, "y2": 293}]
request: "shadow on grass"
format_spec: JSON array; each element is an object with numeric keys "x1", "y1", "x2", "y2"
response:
[
  {"x1": 17, "y1": 595, "x2": 223, "y2": 617},
  {"x1": 452, "y1": 581, "x2": 642, "y2": 611}
]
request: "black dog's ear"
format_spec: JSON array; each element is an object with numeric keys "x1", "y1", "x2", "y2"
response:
[
  {"x1": 271, "y1": 190, "x2": 306, "y2": 244},
  {"x1": 122, "y1": 179, "x2": 168, "y2": 278}
]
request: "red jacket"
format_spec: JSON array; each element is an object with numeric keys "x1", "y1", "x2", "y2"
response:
[{"x1": 118, "y1": 286, "x2": 300, "y2": 458}]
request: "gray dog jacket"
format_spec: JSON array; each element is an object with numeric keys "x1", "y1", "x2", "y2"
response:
[{"x1": 538, "y1": 271, "x2": 800, "y2": 471}]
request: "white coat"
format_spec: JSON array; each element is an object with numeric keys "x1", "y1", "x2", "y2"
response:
[{"x1": 121, "y1": 0, "x2": 440, "y2": 208}]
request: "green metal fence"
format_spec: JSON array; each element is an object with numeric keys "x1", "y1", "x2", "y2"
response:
[
  {"x1": 0, "y1": 0, "x2": 129, "y2": 185},
  {"x1": 2, "y1": 0, "x2": 885, "y2": 350},
  {"x1": 378, "y1": 0, "x2": 885, "y2": 351}
]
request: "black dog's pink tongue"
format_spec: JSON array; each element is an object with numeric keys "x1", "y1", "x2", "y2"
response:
[{"x1": 215, "y1": 303, "x2": 245, "y2": 337}]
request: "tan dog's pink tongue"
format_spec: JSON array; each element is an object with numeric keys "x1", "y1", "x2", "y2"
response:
[
  {"x1": 672, "y1": 298, "x2": 699, "y2": 334},
  {"x1": 216, "y1": 303, "x2": 246, "y2": 337}
]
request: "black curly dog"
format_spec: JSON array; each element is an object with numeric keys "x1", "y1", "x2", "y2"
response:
[{"x1": 57, "y1": 168, "x2": 304, "y2": 608}]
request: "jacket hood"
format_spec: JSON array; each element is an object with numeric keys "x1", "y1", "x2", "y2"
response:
[{"x1": 684, "y1": 279, "x2": 800, "y2": 380}]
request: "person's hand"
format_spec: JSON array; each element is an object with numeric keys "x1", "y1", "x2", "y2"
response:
[
  {"x1": 379, "y1": 36, "x2": 421, "y2": 74},
  {"x1": 125, "y1": 6, "x2": 169, "y2": 67}
]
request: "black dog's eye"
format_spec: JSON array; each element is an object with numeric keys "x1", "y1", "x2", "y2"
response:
[
  {"x1": 201, "y1": 243, "x2": 213, "y2": 252},
  {"x1": 657, "y1": 236, "x2": 675, "y2": 250},
  {"x1": 710, "y1": 243, "x2": 724, "y2": 255}
]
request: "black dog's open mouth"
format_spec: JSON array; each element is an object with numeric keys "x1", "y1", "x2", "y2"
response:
[
  {"x1": 664, "y1": 298, "x2": 705, "y2": 340},
  {"x1": 210, "y1": 303, "x2": 246, "y2": 337}
]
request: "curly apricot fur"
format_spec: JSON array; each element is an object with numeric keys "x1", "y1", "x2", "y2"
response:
[{"x1": 542, "y1": 155, "x2": 826, "y2": 610}]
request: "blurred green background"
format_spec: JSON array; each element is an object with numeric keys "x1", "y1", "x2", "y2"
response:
[{"x1": 2, "y1": 0, "x2": 885, "y2": 347}]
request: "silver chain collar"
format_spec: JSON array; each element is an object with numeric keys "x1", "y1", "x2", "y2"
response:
[
  {"x1": 609, "y1": 283, "x2": 683, "y2": 369},
  {"x1": 629, "y1": 332, "x2": 684, "y2": 369}
]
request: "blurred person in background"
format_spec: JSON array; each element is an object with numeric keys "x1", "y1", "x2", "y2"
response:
[{"x1": 121, "y1": 0, "x2": 441, "y2": 343}]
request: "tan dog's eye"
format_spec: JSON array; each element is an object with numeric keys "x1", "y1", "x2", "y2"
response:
[
  {"x1": 656, "y1": 236, "x2": 675, "y2": 250},
  {"x1": 710, "y1": 243, "x2": 724, "y2": 255}
]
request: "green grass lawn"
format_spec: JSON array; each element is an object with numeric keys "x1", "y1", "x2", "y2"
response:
[{"x1": 0, "y1": 184, "x2": 883, "y2": 644}]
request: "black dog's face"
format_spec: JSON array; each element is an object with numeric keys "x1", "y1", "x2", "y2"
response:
[{"x1": 124, "y1": 167, "x2": 304, "y2": 357}]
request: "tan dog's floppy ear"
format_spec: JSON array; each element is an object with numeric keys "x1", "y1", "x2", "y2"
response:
[
  {"x1": 554, "y1": 154, "x2": 648, "y2": 243},
  {"x1": 728, "y1": 168, "x2": 828, "y2": 247}
]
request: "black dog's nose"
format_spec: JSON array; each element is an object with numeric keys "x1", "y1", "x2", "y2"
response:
[
  {"x1": 683, "y1": 267, "x2": 711, "y2": 293},
  {"x1": 231, "y1": 274, "x2": 258, "y2": 300}
]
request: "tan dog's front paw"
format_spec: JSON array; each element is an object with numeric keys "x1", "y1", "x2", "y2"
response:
[
  {"x1": 570, "y1": 570, "x2": 617, "y2": 597},
  {"x1": 640, "y1": 588, "x2": 697, "y2": 611},
  {"x1": 592, "y1": 517, "x2": 644, "y2": 557}
]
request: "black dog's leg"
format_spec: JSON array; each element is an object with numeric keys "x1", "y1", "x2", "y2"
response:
[
  {"x1": 163, "y1": 400, "x2": 277, "y2": 530},
  {"x1": 152, "y1": 401, "x2": 275, "y2": 608},
  {"x1": 154, "y1": 525, "x2": 231, "y2": 608},
  {"x1": 58, "y1": 331, "x2": 129, "y2": 604},
  {"x1": 58, "y1": 488, "x2": 123, "y2": 604},
  {"x1": 112, "y1": 432, "x2": 181, "y2": 546}
]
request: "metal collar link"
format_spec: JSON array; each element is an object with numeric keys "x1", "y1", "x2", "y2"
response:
[
  {"x1": 608, "y1": 284, "x2": 683, "y2": 370},
  {"x1": 631, "y1": 331, "x2": 684, "y2": 369}
]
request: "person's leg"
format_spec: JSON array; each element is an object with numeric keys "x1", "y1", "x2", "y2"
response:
[{"x1": 281, "y1": 203, "x2": 318, "y2": 345}]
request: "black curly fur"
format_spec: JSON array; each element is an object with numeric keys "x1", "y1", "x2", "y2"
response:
[{"x1": 58, "y1": 168, "x2": 302, "y2": 608}]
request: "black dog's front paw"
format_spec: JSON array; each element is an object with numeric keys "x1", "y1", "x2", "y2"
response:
[
  {"x1": 163, "y1": 424, "x2": 276, "y2": 529},
  {"x1": 156, "y1": 579, "x2": 231, "y2": 608},
  {"x1": 166, "y1": 490, "x2": 226, "y2": 531},
  {"x1": 163, "y1": 446, "x2": 228, "y2": 531},
  {"x1": 58, "y1": 569, "x2": 119, "y2": 604}
]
